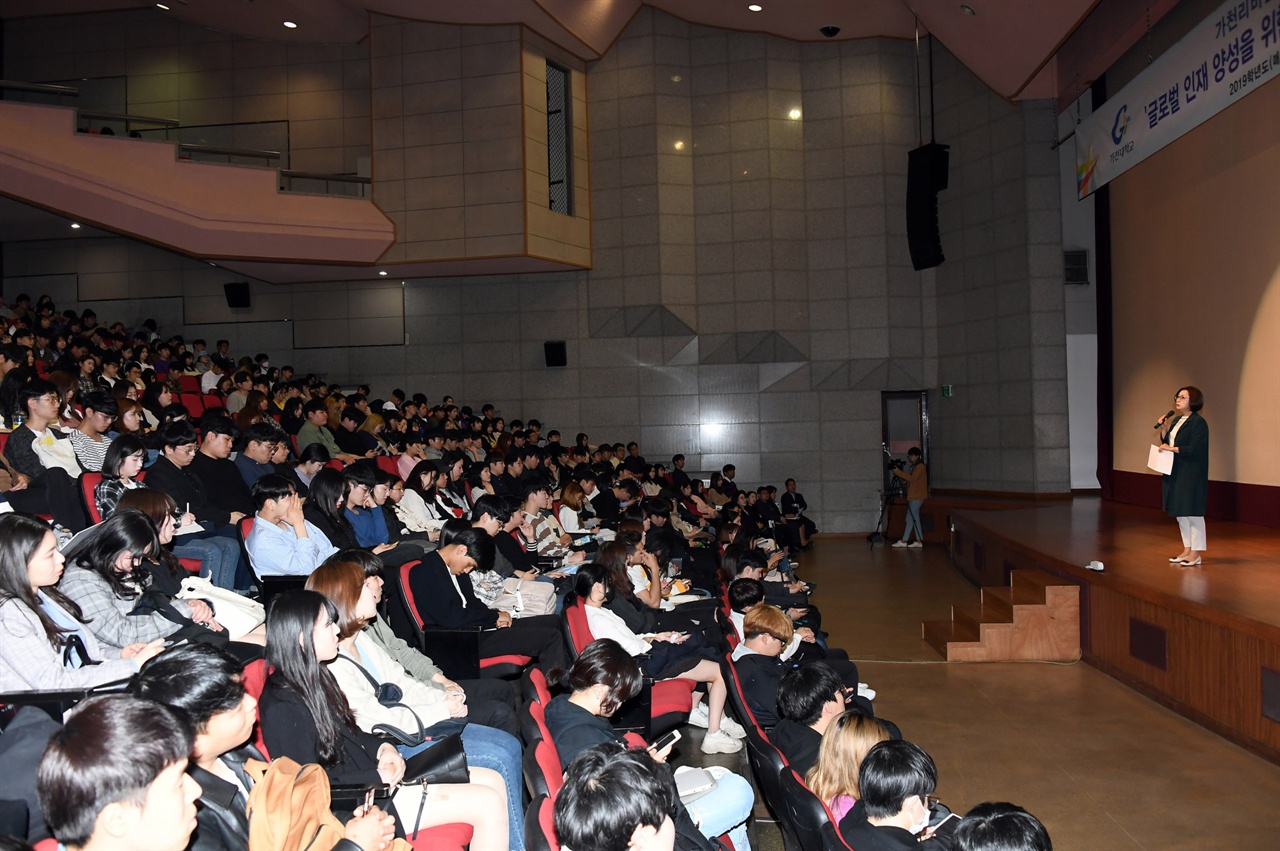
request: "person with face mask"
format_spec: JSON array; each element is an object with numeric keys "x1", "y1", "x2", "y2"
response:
[{"x1": 837, "y1": 739, "x2": 956, "y2": 850}]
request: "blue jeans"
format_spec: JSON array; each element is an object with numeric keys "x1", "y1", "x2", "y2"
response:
[
  {"x1": 173, "y1": 535, "x2": 241, "y2": 591},
  {"x1": 683, "y1": 768, "x2": 753, "y2": 851},
  {"x1": 397, "y1": 723, "x2": 525, "y2": 851},
  {"x1": 902, "y1": 499, "x2": 924, "y2": 543}
]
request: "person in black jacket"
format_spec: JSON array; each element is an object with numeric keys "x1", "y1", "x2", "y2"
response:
[
  {"x1": 133, "y1": 643, "x2": 395, "y2": 851},
  {"x1": 144, "y1": 420, "x2": 251, "y2": 589},
  {"x1": 837, "y1": 740, "x2": 955, "y2": 850},
  {"x1": 406, "y1": 520, "x2": 567, "y2": 673},
  {"x1": 189, "y1": 415, "x2": 254, "y2": 520}
]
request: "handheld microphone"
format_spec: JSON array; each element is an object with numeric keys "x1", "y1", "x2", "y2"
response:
[{"x1": 1153, "y1": 410, "x2": 1174, "y2": 429}]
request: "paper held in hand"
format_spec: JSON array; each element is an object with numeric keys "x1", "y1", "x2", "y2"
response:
[{"x1": 1148, "y1": 444, "x2": 1174, "y2": 475}]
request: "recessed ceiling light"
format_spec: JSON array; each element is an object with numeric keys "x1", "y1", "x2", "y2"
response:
[
  {"x1": 674, "y1": 140, "x2": 685, "y2": 150},
  {"x1": 960, "y1": 4, "x2": 976, "y2": 15},
  {"x1": 156, "y1": 3, "x2": 169, "y2": 9},
  {"x1": 70, "y1": 222, "x2": 81, "y2": 229},
  {"x1": 283, "y1": 21, "x2": 298, "y2": 29},
  {"x1": 788, "y1": 108, "x2": 802, "y2": 120},
  {"x1": 748, "y1": 4, "x2": 763, "y2": 11},
  {"x1": 379, "y1": 270, "x2": 388, "y2": 276}
]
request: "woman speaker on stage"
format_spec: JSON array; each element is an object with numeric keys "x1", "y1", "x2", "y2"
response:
[{"x1": 1159, "y1": 386, "x2": 1209, "y2": 565}]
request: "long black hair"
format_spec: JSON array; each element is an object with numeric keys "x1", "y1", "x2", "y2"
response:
[
  {"x1": 264, "y1": 590, "x2": 357, "y2": 766},
  {"x1": 405, "y1": 459, "x2": 440, "y2": 502},
  {"x1": 0, "y1": 513, "x2": 85, "y2": 647},
  {"x1": 306, "y1": 467, "x2": 354, "y2": 539},
  {"x1": 61, "y1": 509, "x2": 161, "y2": 600}
]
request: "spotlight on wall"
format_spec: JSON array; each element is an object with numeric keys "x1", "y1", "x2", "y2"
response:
[
  {"x1": 283, "y1": 21, "x2": 298, "y2": 28},
  {"x1": 748, "y1": 4, "x2": 763, "y2": 11},
  {"x1": 788, "y1": 108, "x2": 802, "y2": 120}
]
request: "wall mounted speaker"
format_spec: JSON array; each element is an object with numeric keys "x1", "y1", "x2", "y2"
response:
[
  {"x1": 543, "y1": 340, "x2": 567, "y2": 368},
  {"x1": 906, "y1": 143, "x2": 950, "y2": 271},
  {"x1": 223, "y1": 282, "x2": 251, "y2": 309}
]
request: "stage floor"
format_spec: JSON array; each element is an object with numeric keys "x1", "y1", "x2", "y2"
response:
[{"x1": 951, "y1": 497, "x2": 1280, "y2": 632}]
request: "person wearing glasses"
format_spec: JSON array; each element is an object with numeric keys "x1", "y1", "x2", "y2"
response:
[
  {"x1": 1157, "y1": 386, "x2": 1209, "y2": 566},
  {"x1": 1, "y1": 378, "x2": 91, "y2": 531}
]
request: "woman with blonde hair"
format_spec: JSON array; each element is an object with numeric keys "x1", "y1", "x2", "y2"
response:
[
  {"x1": 358, "y1": 412, "x2": 393, "y2": 455},
  {"x1": 805, "y1": 710, "x2": 890, "y2": 823}
]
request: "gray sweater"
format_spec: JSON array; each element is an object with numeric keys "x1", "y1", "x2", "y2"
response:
[{"x1": 0, "y1": 596, "x2": 137, "y2": 691}]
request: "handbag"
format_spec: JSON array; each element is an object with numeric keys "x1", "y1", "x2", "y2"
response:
[
  {"x1": 176, "y1": 576, "x2": 265, "y2": 638},
  {"x1": 334, "y1": 655, "x2": 468, "y2": 749}
]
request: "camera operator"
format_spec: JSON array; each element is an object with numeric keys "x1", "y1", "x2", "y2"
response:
[{"x1": 891, "y1": 447, "x2": 927, "y2": 549}]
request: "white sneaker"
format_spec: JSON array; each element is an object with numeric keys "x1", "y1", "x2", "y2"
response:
[
  {"x1": 700, "y1": 729, "x2": 744, "y2": 754},
  {"x1": 891, "y1": 540, "x2": 909, "y2": 548},
  {"x1": 686, "y1": 703, "x2": 710, "y2": 729},
  {"x1": 718, "y1": 715, "x2": 748, "y2": 739},
  {"x1": 908, "y1": 541, "x2": 923, "y2": 548},
  {"x1": 857, "y1": 684, "x2": 877, "y2": 701}
]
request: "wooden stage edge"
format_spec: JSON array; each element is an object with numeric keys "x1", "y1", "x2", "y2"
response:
[{"x1": 944, "y1": 498, "x2": 1280, "y2": 764}]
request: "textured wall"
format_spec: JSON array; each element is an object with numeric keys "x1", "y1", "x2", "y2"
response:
[
  {"x1": 1, "y1": 7, "x2": 1070, "y2": 530},
  {"x1": 3, "y1": 9, "x2": 369, "y2": 175}
]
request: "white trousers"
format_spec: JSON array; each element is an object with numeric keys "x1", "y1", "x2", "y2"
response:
[{"x1": 1177, "y1": 516, "x2": 1207, "y2": 550}]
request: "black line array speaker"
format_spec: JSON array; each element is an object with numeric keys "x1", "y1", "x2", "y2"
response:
[
  {"x1": 906, "y1": 142, "x2": 950, "y2": 271},
  {"x1": 543, "y1": 340, "x2": 567, "y2": 368},
  {"x1": 223, "y1": 282, "x2": 251, "y2": 309}
]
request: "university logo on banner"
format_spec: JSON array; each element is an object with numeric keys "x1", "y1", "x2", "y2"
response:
[{"x1": 1076, "y1": 0, "x2": 1280, "y2": 199}]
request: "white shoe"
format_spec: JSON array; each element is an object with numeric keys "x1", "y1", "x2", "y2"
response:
[
  {"x1": 892, "y1": 540, "x2": 909, "y2": 548},
  {"x1": 701, "y1": 729, "x2": 744, "y2": 754},
  {"x1": 686, "y1": 703, "x2": 710, "y2": 729},
  {"x1": 908, "y1": 541, "x2": 923, "y2": 548},
  {"x1": 718, "y1": 715, "x2": 748, "y2": 739},
  {"x1": 857, "y1": 684, "x2": 877, "y2": 701}
]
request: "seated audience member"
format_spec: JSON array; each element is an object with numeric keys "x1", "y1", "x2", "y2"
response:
[
  {"x1": 394, "y1": 459, "x2": 449, "y2": 535},
  {"x1": 119, "y1": 488, "x2": 243, "y2": 596},
  {"x1": 773, "y1": 663, "x2": 850, "y2": 775},
  {"x1": 225, "y1": 370, "x2": 252, "y2": 414},
  {"x1": 838, "y1": 740, "x2": 952, "y2": 850},
  {"x1": 334, "y1": 406, "x2": 375, "y2": 457},
  {"x1": 297, "y1": 397, "x2": 360, "y2": 463},
  {"x1": 201, "y1": 355, "x2": 230, "y2": 394},
  {"x1": 731, "y1": 547, "x2": 818, "y2": 626},
  {"x1": 555, "y1": 745, "x2": 679, "y2": 851},
  {"x1": 730, "y1": 605, "x2": 869, "y2": 728},
  {"x1": 305, "y1": 559, "x2": 525, "y2": 851},
  {"x1": 545, "y1": 639, "x2": 753, "y2": 850},
  {"x1": 342, "y1": 464, "x2": 426, "y2": 566},
  {"x1": 258, "y1": 590, "x2": 508, "y2": 845},
  {"x1": 406, "y1": 519, "x2": 568, "y2": 673},
  {"x1": 326, "y1": 548, "x2": 519, "y2": 736},
  {"x1": 517, "y1": 481, "x2": 585, "y2": 562},
  {"x1": 954, "y1": 803, "x2": 1052, "y2": 851},
  {"x1": 68, "y1": 390, "x2": 117, "y2": 472},
  {"x1": 807, "y1": 710, "x2": 892, "y2": 823},
  {"x1": 36, "y1": 695, "x2": 201, "y2": 851},
  {"x1": 2, "y1": 379, "x2": 90, "y2": 530},
  {"x1": 57, "y1": 509, "x2": 250, "y2": 650},
  {"x1": 0, "y1": 513, "x2": 164, "y2": 691},
  {"x1": 285, "y1": 442, "x2": 330, "y2": 498},
  {"x1": 131, "y1": 642, "x2": 397, "y2": 851},
  {"x1": 246, "y1": 474, "x2": 337, "y2": 576},
  {"x1": 573, "y1": 563, "x2": 744, "y2": 754},
  {"x1": 781, "y1": 478, "x2": 818, "y2": 548},
  {"x1": 145, "y1": 421, "x2": 246, "y2": 527},
  {"x1": 728, "y1": 576, "x2": 839, "y2": 662},
  {"x1": 93, "y1": 433, "x2": 147, "y2": 519},
  {"x1": 234, "y1": 421, "x2": 284, "y2": 491},
  {"x1": 189, "y1": 415, "x2": 255, "y2": 520}
]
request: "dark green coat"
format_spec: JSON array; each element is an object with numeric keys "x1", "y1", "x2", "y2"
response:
[{"x1": 1161, "y1": 412, "x2": 1208, "y2": 517}]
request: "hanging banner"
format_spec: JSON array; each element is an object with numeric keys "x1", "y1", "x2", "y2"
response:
[{"x1": 1076, "y1": 0, "x2": 1280, "y2": 199}]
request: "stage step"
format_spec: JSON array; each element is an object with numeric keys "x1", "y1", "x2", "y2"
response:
[{"x1": 922, "y1": 568, "x2": 1080, "y2": 662}]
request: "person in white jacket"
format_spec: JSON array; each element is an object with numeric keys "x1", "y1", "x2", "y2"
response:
[{"x1": 306, "y1": 559, "x2": 526, "y2": 851}]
